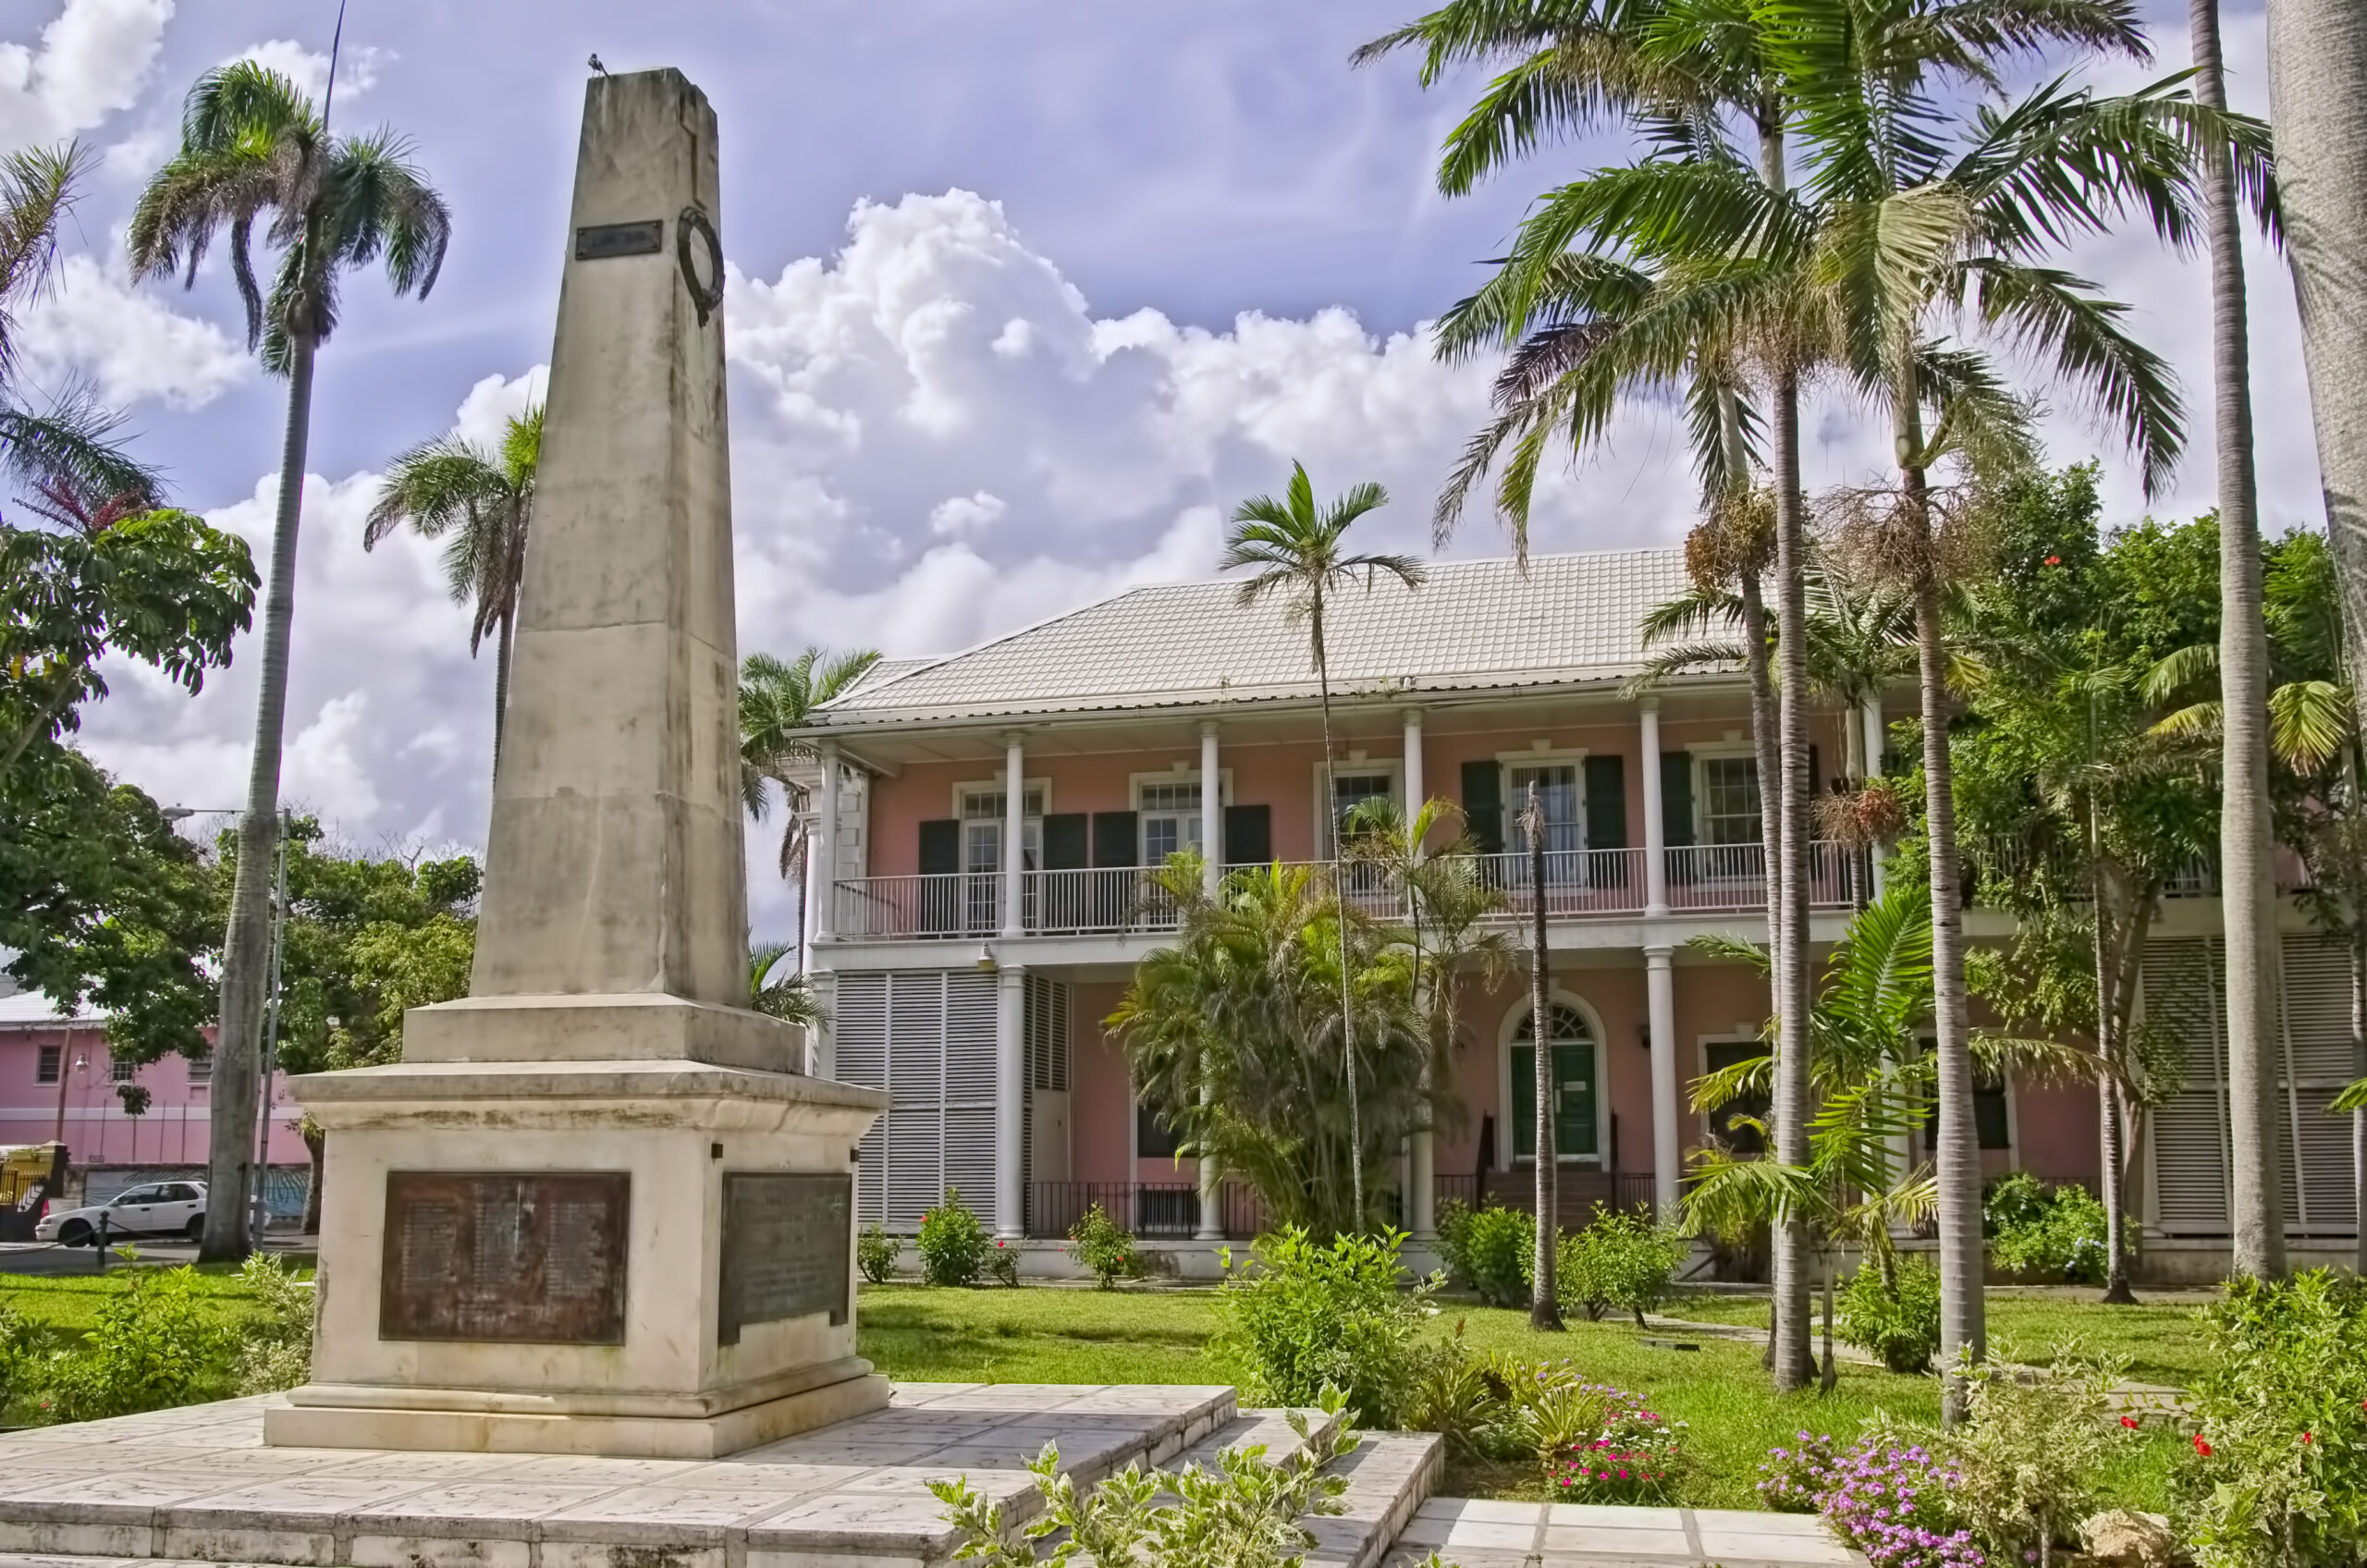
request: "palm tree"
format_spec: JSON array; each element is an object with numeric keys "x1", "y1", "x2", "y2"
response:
[
  {"x1": 128, "y1": 61, "x2": 450, "y2": 1262},
  {"x1": 2189, "y1": 0, "x2": 2287, "y2": 1282},
  {"x1": 363, "y1": 404, "x2": 543, "y2": 772},
  {"x1": 1376, "y1": 0, "x2": 2147, "y2": 1395},
  {"x1": 750, "y1": 941, "x2": 827, "y2": 1029},
  {"x1": 740, "y1": 645, "x2": 882, "y2": 962},
  {"x1": 1221, "y1": 463, "x2": 1426, "y2": 1230},
  {"x1": 2263, "y1": 1, "x2": 2367, "y2": 731}
]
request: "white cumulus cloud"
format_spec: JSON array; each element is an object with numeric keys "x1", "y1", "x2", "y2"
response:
[
  {"x1": 0, "y1": 0, "x2": 171, "y2": 149},
  {"x1": 17, "y1": 254, "x2": 249, "y2": 410}
]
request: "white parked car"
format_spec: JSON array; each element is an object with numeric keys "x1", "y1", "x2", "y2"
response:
[{"x1": 35, "y1": 1181, "x2": 216, "y2": 1245}]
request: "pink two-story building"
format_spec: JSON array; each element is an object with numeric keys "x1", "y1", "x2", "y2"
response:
[{"x1": 793, "y1": 548, "x2": 2359, "y2": 1276}]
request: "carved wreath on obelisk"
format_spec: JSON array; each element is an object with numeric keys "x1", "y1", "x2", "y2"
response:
[{"x1": 678, "y1": 205, "x2": 724, "y2": 325}]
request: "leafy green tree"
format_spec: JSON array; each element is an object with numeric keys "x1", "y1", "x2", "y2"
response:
[
  {"x1": 1110, "y1": 857, "x2": 1432, "y2": 1238},
  {"x1": 1955, "y1": 475, "x2": 2218, "y2": 1304},
  {"x1": 129, "y1": 60, "x2": 451, "y2": 1261},
  {"x1": 1220, "y1": 465, "x2": 1425, "y2": 1229},
  {"x1": 258, "y1": 821, "x2": 479, "y2": 1226},
  {"x1": 0, "y1": 755, "x2": 222, "y2": 1072},
  {"x1": 364, "y1": 404, "x2": 544, "y2": 770}
]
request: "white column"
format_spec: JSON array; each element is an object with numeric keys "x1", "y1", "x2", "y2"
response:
[
  {"x1": 811, "y1": 740, "x2": 840, "y2": 944},
  {"x1": 996, "y1": 964, "x2": 1026, "y2": 1239},
  {"x1": 1001, "y1": 732, "x2": 1025, "y2": 939},
  {"x1": 1199, "y1": 723, "x2": 1222, "y2": 897},
  {"x1": 1647, "y1": 945, "x2": 1680, "y2": 1217},
  {"x1": 1196, "y1": 721, "x2": 1223, "y2": 1239},
  {"x1": 1402, "y1": 708, "x2": 1426, "y2": 829},
  {"x1": 1861, "y1": 693, "x2": 1889, "y2": 900},
  {"x1": 1402, "y1": 707, "x2": 1435, "y2": 1236},
  {"x1": 1639, "y1": 701, "x2": 1669, "y2": 917}
]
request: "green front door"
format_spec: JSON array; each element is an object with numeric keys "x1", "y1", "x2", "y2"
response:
[{"x1": 1511, "y1": 1003, "x2": 1599, "y2": 1159}]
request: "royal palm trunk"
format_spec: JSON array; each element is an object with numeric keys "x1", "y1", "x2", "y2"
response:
[
  {"x1": 2194, "y1": 0, "x2": 2288, "y2": 1280},
  {"x1": 1528, "y1": 787, "x2": 1562, "y2": 1329},
  {"x1": 207, "y1": 328, "x2": 317, "y2": 1264},
  {"x1": 1895, "y1": 385, "x2": 1982, "y2": 1425},
  {"x1": 1769, "y1": 363, "x2": 1815, "y2": 1392}
]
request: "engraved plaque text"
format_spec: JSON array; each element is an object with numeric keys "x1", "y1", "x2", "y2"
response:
[
  {"x1": 574, "y1": 219, "x2": 664, "y2": 261},
  {"x1": 380, "y1": 1171, "x2": 629, "y2": 1344},
  {"x1": 717, "y1": 1172, "x2": 852, "y2": 1345}
]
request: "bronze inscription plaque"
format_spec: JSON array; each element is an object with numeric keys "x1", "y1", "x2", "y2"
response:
[
  {"x1": 717, "y1": 1172, "x2": 852, "y2": 1345},
  {"x1": 575, "y1": 219, "x2": 663, "y2": 260},
  {"x1": 380, "y1": 1171, "x2": 629, "y2": 1344}
]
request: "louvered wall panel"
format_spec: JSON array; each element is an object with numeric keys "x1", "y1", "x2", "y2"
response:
[
  {"x1": 2140, "y1": 937, "x2": 2230, "y2": 1235},
  {"x1": 945, "y1": 973, "x2": 1000, "y2": 1103},
  {"x1": 943, "y1": 1105, "x2": 998, "y2": 1221},
  {"x1": 889, "y1": 974, "x2": 946, "y2": 1103},
  {"x1": 2291, "y1": 1090, "x2": 2359, "y2": 1233},
  {"x1": 885, "y1": 1106, "x2": 943, "y2": 1230},
  {"x1": 830, "y1": 974, "x2": 892, "y2": 1225},
  {"x1": 2281, "y1": 935, "x2": 2359, "y2": 1082}
]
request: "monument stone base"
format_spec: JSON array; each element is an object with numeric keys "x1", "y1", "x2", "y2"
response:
[{"x1": 267, "y1": 1016, "x2": 891, "y2": 1459}]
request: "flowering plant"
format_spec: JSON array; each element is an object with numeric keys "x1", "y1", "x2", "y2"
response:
[
  {"x1": 1550, "y1": 1384, "x2": 1687, "y2": 1501},
  {"x1": 1758, "y1": 1428, "x2": 1982, "y2": 1568}
]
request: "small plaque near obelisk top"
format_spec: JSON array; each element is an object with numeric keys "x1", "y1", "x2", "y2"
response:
[{"x1": 267, "y1": 66, "x2": 889, "y2": 1461}]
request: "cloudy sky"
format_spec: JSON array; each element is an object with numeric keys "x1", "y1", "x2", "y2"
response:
[{"x1": 14, "y1": 0, "x2": 2316, "y2": 937}]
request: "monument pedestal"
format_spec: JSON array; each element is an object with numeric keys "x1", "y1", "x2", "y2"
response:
[{"x1": 267, "y1": 1025, "x2": 890, "y2": 1459}]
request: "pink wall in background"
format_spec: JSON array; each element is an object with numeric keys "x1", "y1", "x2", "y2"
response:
[
  {"x1": 0, "y1": 1026, "x2": 307, "y2": 1169},
  {"x1": 1068, "y1": 982, "x2": 1134, "y2": 1187},
  {"x1": 2009, "y1": 1078, "x2": 2101, "y2": 1186}
]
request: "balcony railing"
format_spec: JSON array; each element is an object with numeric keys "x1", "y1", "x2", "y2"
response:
[{"x1": 831, "y1": 842, "x2": 1857, "y2": 942}]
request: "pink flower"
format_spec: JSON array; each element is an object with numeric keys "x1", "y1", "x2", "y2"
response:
[{"x1": 2194, "y1": 1435, "x2": 2214, "y2": 1458}]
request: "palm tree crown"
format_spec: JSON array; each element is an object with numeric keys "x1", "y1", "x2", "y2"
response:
[
  {"x1": 741, "y1": 646, "x2": 884, "y2": 877},
  {"x1": 1221, "y1": 462, "x2": 1426, "y2": 667},
  {"x1": 127, "y1": 62, "x2": 449, "y2": 369},
  {"x1": 365, "y1": 405, "x2": 545, "y2": 768}
]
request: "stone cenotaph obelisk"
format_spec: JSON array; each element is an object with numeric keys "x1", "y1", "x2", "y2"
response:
[{"x1": 265, "y1": 67, "x2": 891, "y2": 1459}]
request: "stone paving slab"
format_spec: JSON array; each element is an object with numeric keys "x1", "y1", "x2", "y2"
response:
[
  {"x1": 0, "y1": 1384, "x2": 1236, "y2": 1568},
  {"x1": 1385, "y1": 1498, "x2": 1868, "y2": 1568}
]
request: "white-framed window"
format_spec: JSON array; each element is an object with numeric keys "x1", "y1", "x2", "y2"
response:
[
  {"x1": 1697, "y1": 753, "x2": 1761, "y2": 846},
  {"x1": 955, "y1": 783, "x2": 1047, "y2": 875},
  {"x1": 1133, "y1": 772, "x2": 1232, "y2": 864},
  {"x1": 109, "y1": 1057, "x2": 136, "y2": 1084},
  {"x1": 1318, "y1": 764, "x2": 1400, "y2": 856},
  {"x1": 1501, "y1": 753, "x2": 1587, "y2": 855}
]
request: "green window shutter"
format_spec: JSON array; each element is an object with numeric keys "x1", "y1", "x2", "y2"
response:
[
  {"x1": 1091, "y1": 812, "x2": 1139, "y2": 868},
  {"x1": 1223, "y1": 804, "x2": 1271, "y2": 867},
  {"x1": 1583, "y1": 755, "x2": 1626, "y2": 850},
  {"x1": 1660, "y1": 754, "x2": 1694, "y2": 848},
  {"x1": 1461, "y1": 759, "x2": 1504, "y2": 853},
  {"x1": 1512, "y1": 1045, "x2": 1536, "y2": 1159},
  {"x1": 1041, "y1": 813, "x2": 1088, "y2": 871},
  {"x1": 918, "y1": 819, "x2": 960, "y2": 876}
]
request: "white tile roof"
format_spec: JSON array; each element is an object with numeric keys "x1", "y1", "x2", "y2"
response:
[
  {"x1": 819, "y1": 548, "x2": 1693, "y2": 728},
  {"x1": 0, "y1": 989, "x2": 103, "y2": 1028}
]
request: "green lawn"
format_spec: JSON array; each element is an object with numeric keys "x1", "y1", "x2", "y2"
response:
[
  {"x1": 0, "y1": 1259, "x2": 301, "y2": 1336},
  {"x1": 1653, "y1": 1285, "x2": 2219, "y2": 1389},
  {"x1": 854, "y1": 1283, "x2": 2186, "y2": 1512}
]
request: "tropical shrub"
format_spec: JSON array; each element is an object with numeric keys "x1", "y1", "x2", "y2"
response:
[
  {"x1": 1949, "y1": 1345, "x2": 2134, "y2": 1568},
  {"x1": 2183, "y1": 1271, "x2": 2367, "y2": 1568},
  {"x1": 43, "y1": 1267, "x2": 227, "y2": 1423},
  {"x1": 856, "y1": 1221, "x2": 899, "y2": 1284},
  {"x1": 1556, "y1": 1207, "x2": 1685, "y2": 1327},
  {"x1": 1066, "y1": 1203, "x2": 1141, "y2": 1289},
  {"x1": 0, "y1": 1305, "x2": 42, "y2": 1415},
  {"x1": 987, "y1": 1238, "x2": 1021, "y2": 1287},
  {"x1": 1550, "y1": 1385, "x2": 1687, "y2": 1502},
  {"x1": 1983, "y1": 1174, "x2": 2108, "y2": 1284},
  {"x1": 915, "y1": 1190, "x2": 992, "y2": 1287},
  {"x1": 1214, "y1": 1227, "x2": 1432, "y2": 1427},
  {"x1": 1838, "y1": 1258, "x2": 1944, "y2": 1375},
  {"x1": 231, "y1": 1253, "x2": 315, "y2": 1395},
  {"x1": 1758, "y1": 1427, "x2": 1981, "y2": 1568},
  {"x1": 1437, "y1": 1201, "x2": 1530, "y2": 1307},
  {"x1": 932, "y1": 1388, "x2": 1425, "y2": 1568}
]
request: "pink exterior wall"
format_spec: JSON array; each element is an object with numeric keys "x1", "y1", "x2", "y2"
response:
[
  {"x1": 0, "y1": 1026, "x2": 308, "y2": 1170},
  {"x1": 1068, "y1": 982, "x2": 1134, "y2": 1185},
  {"x1": 2007, "y1": 1078, "x2": 2100, "y2": 1186},
  {"x1": 1423, "y1": 720, "x2": 1645, "y2": 847}
]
